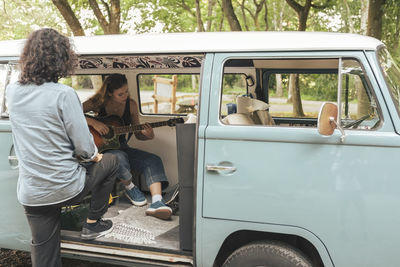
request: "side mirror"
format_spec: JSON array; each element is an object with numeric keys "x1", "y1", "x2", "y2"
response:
[{"x1": 317, "y1": 102, "x2": 346, "y2": 142}]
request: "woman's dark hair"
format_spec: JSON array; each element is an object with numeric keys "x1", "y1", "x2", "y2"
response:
[
  {"x1": 19, "y1": 28, "x2": 77, "y2": 85},
  {"x1": 103, "y1": 74, "x2": 128, "y2": 95},
  {"x1": 89, "y1": 74, "x2": 128, "y2": 107}
]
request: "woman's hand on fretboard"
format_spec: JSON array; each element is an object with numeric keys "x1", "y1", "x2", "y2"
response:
[{"x1": 140, "y1": 123, "x2": 154, "y2": 139}]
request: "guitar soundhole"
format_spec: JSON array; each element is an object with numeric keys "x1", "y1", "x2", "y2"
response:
[{"x1": 103, "y1": 127, "x2": 114, "y2": 139}]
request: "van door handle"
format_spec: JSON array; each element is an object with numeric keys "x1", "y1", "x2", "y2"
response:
[
  {"x1": 8, "y1": 156, "x2": 18, "y2": 160},
  {"x1": 206, "y1": 163, "x2": 236, "y2": 174}
]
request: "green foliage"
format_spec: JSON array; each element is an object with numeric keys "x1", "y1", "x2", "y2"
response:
[
  {"x1": 382, "y1": 0, "x2": 400, "y2": 60},
  {"x1": 299, "y1": 74, "x2": 337, "y2": 101},
  {"x1": 0, "y1": 0, "x2": 68, "y2": 40}
]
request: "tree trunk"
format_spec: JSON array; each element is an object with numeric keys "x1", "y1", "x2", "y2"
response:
[
  {"x1": 252, "y1": 0, "x2": 266, "y2": 31},
  {"x1": 287, "y1": 74, "x2": 295, "y2": 103},
  {"x1": 71, "y1": 76, "x2": 79, "y2": 89},
  {"x1": 360, "y1": 0, "x2": 369, "y2": 35},
  {"x1": 264, "y1": 1, "x2": 268, "y2": 30},
  {"x1": 222, "y1": 0, "x2": 242, "y2": 31},
  {"x1": 192, "y1": 75, "x2": 197, "y2": 90},
  {"x1": 298, "y1": 0, "x2": 312, "y2": 31},
  {"x1": 52, "y1": 0, "x2": 85, "y2": 36},
  {"x1": 109, "y1": 0, "x2": 121, "y2": 34},
  {"x1": 343, "y1": 0, "x2": 355, "y2": 33},
  {"x1": 272, "y1": 0, "x2": 284, "y2": 31},
  {"x1": 367, "y1": 0, "x2": 386, "y2": 39},
  {"x1": 195, "y1": 0, "x2": 206, "y2": 32},
  {"x1": 90, "y1": 75, "x2": 104, "y2": 91},
  {"x1": 206, "y1": 0, "x2": 217, "y2": 31},
  {"x1": 356, "y1": 76, "x2": 370, "y2": 118},
  {"x1": 292, "y1": 74, "x2": 305, "y2": 117},
  {"x1": 276, "y1": 74, "x2": 283, "y2": 97},
  {"x1": 239, "y1": 0, "x2": 250, "y2": 31},
  {"x1": 285, "y1": 0, "x2": 312, "y2": 31},
  {"x1": 88, "y1": 0, "x2": 120, "y2": 34}
]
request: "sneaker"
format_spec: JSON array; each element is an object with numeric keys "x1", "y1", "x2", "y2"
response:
[
  {"x1": 80, "y1": 219, "x2": 113, "y2": 240},
  {"x1": 145, "y1": 200, "x2": 172, "y2": 220},
  {"x1": 125, "y1": 186, "x2": 147, "y2": 206}
]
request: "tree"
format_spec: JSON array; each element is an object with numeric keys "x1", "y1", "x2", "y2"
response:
[
  {"x1": 367, "y1": 0, "x2": 385, "y2": 39},
  {"x1": 89, "y1": 0, "x2": 120, "y2": 34},
  {"x1": 52, "y1": 0, "x2": 85, "y2": 36},
  {"x1": 382, "y1": 0, "x2": 400, "y2": 58},
  {"x1": 222, "y1": 0, "x2": 242, "y2": 31},
  {"x1": 52, "y1": 0, "x2": 121, "y2": 35},
  {"x1": 285, "y1": 0, "x2": 331, "y2": 117},
  {"x1": 285, "y1": 0, "x2": 312, "y2": 31},
  {"x1": 0, "y1": 0, "x2": 68, "y2": 40},
  {"x1": 237, "y1": 0, "x2": 266, "y2": 31},
  {"x1": 195, "y1": 0, "x2": 206, "y2": 32}
]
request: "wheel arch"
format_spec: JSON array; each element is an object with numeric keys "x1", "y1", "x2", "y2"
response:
[{"x1": 213, "y1": 230, "x2": 326, "y2": 267}]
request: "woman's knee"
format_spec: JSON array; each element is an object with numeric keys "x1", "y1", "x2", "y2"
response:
[{"x1": 147, "y1": 153, "x2": 162, "y2": 165}]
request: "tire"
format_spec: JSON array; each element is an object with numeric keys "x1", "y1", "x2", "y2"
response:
[{"x1": 222, "y1": 241, "x2": 313, "y2": 267}]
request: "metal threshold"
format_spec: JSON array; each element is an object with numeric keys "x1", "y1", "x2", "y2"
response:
[{"x1": 61, "y1": 240, "x2": 193, "y2": 266}]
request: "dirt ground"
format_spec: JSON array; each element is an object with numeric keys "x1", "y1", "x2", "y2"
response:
[{"x1": 0, "y1": 248, "x2": 124, "y2": 267}]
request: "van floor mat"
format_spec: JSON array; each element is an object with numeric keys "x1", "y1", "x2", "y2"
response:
[
  {"x1": 105, "y1": 223, "x2": 156, "y2": 245},
  {"x1": 102, "y1": 203, "x2": 179, "y2": 250}
]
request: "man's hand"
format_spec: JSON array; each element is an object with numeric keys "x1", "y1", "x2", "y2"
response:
[{"x1": 92, "y1": 153, "x2": 103, "y2": 162}]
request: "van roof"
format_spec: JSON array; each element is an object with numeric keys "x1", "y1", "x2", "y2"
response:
[{"x1": 0, "y1": 31, "x2": 383, "y2": 57}]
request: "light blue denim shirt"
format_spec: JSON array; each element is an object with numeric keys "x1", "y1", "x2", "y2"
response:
[{"x1": 6, "y1": 82, "x2": 98, "y2": 206}]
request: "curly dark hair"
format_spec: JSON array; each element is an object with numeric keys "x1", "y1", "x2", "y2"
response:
[{"x1": 19, "y1": 28, "x2": 77, "y2": 85}]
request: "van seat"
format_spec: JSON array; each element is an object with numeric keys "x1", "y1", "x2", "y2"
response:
[
  {"x1": 222, "y1": 113, "x2": 255, "y2": 125},
  {"x1": 223, "y1": 96, "x2": 275, "y2": 126}
]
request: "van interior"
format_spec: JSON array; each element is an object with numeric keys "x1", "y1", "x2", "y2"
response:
[{"x1": 56, "y1": 54, "x2": 380, "y2": 265}]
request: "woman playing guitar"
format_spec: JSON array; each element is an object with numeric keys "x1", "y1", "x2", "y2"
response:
[{"x1": 83, "y1": 74, "x2": 172, "y2": 220}]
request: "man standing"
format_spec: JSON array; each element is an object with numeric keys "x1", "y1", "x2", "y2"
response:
[{"x1": 6, "y1": 28, "x2": 118, "y2": 267}]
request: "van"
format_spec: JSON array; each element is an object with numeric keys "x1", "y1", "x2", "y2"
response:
[{"x1": 1, "y1": 31, "x2": 400, "y2": 267}]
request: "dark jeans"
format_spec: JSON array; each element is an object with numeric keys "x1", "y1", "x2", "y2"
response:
[
  {"x1": 106, "y1": 146, "x2": 169, "y2": 190},
  {"x1": 23, "y1": 154, "x2": 118, "y2": 267}
]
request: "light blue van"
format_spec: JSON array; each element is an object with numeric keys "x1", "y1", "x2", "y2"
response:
[{"x1": 1, "y1": 31, "x2": 400, "y2": 267}]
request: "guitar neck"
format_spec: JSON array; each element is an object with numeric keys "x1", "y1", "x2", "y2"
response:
[{"x1": 114, "y1": 121, "x2": 169, "y2": 135}]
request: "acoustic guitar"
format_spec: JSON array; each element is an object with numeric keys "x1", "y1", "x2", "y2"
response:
[{"x1": 88, "y1": 115, "x2": 184, "y2": 152}]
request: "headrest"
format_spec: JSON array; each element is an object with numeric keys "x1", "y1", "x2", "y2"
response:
[{"x1": 236, "y1": 96, "x2": 270, "y2": 113}]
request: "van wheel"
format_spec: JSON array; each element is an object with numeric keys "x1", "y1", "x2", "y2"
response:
[{"x1": 222, "y1": 241, "x2": 313, "y2": 267}]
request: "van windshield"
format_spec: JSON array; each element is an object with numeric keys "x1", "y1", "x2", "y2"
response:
[{"x1": 378, "y1": 47, "x2": 400, "y2": 116}]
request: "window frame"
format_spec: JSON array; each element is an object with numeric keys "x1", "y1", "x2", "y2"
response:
[
  {"x1": 218, "y1": 56, "x2": 383, "y2": 131},
  {"x1": 136, "y1": 72, "x2": 201, "y2": 116},
  {"x1": 1, "y1": 62, "x2": 19, "y2": 118}
]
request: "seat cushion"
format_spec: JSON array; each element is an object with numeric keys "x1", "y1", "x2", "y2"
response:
[{"x1": 222, "y1": 113, "x2": 255, "y2": 125}]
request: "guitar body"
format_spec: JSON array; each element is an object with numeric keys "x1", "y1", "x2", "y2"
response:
[
  {"x1": 88, "y1": 115, "x2": 184, "y2": 153},
  {"x1": 88, "y1": 115, "x2": 125, "y2": 153}
]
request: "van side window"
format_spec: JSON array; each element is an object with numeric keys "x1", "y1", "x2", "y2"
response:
[
  {"x1": 221, "y1": 73, "x2": 248, "y2": 116},
  {"x1": 378, "y1": 47, "x2": 400, "y2": 118},
  {"x1": 137, "y1": 74, "x2": 199, "y2": 115},
  {"x1": 59, "y1": 75, "x2": 102, "y2": 103},
  {"x1": 220, "y1": 58, "x2": 381, "y2": 130},
  {"x1": 340, "y1": 59, "x2": 381, "y2": 130}
]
